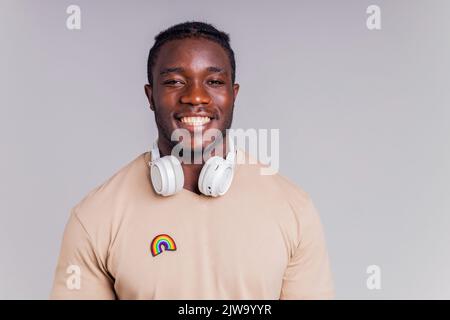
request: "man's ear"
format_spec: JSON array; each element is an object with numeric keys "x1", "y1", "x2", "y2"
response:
[
  {"x1": 232, "y1": 83, "x2": 240, "y2": 101},
  {"x1": 144, "y1": 84, "x2": 155, "y2": 111}
]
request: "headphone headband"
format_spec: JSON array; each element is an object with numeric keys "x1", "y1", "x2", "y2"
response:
[
  {"x1": 225, "y1": 134, "x2": 236, "y2": 165},
  {"x1": 150, "y1": 140, "x2": 160, "y2": 161}
]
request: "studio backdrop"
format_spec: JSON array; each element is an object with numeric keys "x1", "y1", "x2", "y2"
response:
[{"x1": 1, "y1": 0, "x2": 449, "y2": 299}]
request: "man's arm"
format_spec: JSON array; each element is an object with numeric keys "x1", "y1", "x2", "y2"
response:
[
  {"x1": 50, "y1": 209, "x2": 116, "y2": 299},
  {"x1": 279, "y1": 195, "x2": 335, "y2": 299}
]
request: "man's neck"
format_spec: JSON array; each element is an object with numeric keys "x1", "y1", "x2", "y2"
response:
[{"x1": 181, "y1": 163, "x2": 203, "y2": 194}]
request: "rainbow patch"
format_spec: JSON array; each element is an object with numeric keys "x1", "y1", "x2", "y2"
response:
[{"x1": 150, "y1": 234, "x2": 177, "y2": 257}]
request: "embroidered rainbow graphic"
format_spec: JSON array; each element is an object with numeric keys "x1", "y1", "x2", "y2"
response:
[{"x1": 150, "y1": 234, "x2": 177, "y2": 257}]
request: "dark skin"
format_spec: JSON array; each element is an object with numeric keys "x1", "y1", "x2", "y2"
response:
[{"x1": 144, "y1": 38, "x2": 240, "y2": 194}]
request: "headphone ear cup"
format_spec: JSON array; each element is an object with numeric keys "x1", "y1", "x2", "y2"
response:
[
  {"x1": 198, "y1": 156, "x2": 220, "y2": 196},
  {"x1": 198, "y1": 156, "x2": 234, "y2": 197},
  {"x1": 168, "y1": 155, "x2": 184, "y2": 193},
  {"x1": 150, "y1": 155, "x2": 184, "y2": 196},
  {"x1": 219, "y1": 163, "x2": 234, "y2": 195}
]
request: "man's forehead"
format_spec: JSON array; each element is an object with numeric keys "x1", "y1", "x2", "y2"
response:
[{"x1": 155, "y1": 38, "x2": 230, "y2": 72}]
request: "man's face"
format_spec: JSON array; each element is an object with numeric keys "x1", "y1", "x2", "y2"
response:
[{"x1": 145, "y1": 37, "x2": 239, "y2": 155}]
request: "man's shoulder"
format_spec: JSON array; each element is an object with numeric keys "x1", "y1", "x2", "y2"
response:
[
  {"x1": 271, "y1": 173, "x2": 313, "y2": 212},
  {"x1": 236, "y1": 149, "x2": 313, "y2": 211},
  {"x1": 272, "y1": 173, "x2": 310, "y2": 200},
  {"x1": 236, "y1": 149, "x2": 308, "y2": 192},
  {"x1": 71, "y1": 152, "x2": 150, "y2": 228}
]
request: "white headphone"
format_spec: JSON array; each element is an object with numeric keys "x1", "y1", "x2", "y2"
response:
[{"x1": 148, "y1": 136, "x2": 236, "y2": 197}]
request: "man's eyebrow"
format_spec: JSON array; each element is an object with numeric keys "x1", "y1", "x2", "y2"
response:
[
  {"x1": 159, "y1": 66, "x2": 226, "y2": 76},
  {"x1": 159, "y1": 67, "x2": 184, "y2": 76},
  {"x1": 207, "y1": 66, "x2": 225, "y2": 73}
]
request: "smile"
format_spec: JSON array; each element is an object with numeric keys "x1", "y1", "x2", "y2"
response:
[{"x1": 179, "y1": 116, "x2": 211, "y2": 126}]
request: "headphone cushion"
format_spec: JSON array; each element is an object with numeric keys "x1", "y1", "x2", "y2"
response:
[
  {"x1": 198, "y1": 156, "x2": 234, "y2": 197},
  {"x1": 150, "y1": 155, "x2": 184, "y2": 196}
]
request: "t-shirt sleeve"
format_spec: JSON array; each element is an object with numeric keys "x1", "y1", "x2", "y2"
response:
[
  {"x1": 279, "y1": 194, "x2": 335, "y2": 300},
  {"x1": 50, "y1": 209, "x2": 116, "y2": 300}
]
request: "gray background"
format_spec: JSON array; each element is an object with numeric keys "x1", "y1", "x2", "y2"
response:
[{"x1": 1, "y1": 0, "x2": 449, "y2": 299}]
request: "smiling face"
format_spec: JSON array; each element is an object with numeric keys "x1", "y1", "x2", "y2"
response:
[{"x1": 145, "y1": 37, "x2": 239, "y2": 158}]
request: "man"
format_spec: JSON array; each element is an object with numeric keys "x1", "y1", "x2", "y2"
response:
[{"x1": 50, "y1": 21, "x2": 334, "y2": 299}]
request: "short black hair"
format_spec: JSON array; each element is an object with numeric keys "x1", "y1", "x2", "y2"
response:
[{"x1": 147, "y1": 21, "x2": 236, "y2": 86}]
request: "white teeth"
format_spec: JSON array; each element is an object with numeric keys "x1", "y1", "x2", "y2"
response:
[{"x1": 180, "y1": 116, "x2": 211, "y2": 126}]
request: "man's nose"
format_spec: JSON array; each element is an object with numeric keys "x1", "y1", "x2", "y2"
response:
[{"x1": 180, "y1": 82, "x2": 211, "y2": 106}]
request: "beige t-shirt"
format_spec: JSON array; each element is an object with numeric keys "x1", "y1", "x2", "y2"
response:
[{"x1": 50, "y1": 150, "x2": 334, "y2": 299}]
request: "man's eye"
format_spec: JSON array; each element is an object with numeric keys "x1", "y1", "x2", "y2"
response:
[
  {"x1": 208, "y1": 80, "x2": 225, "y2": 86},
  {"x1": 163, "y1": 80, "x2": 184, "y2": 85}
]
